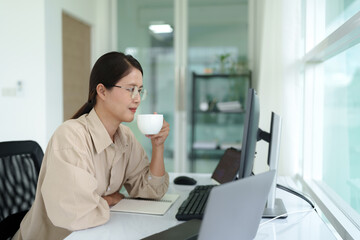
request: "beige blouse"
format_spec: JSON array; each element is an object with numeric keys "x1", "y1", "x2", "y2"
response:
[{"x1": 13, "y1": 109, "x2": 169, "y2": 240}]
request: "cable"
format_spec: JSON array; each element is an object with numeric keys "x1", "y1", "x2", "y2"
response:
[
  {"x1": 276, "y1": 183, "x2": 317, "y2": 212},
  {"x1": 259, "y1": 208, "x2": 315, "y2": 227},
  {"x1": 258, "y1": 182, "x2": 318, "y2": 227}
]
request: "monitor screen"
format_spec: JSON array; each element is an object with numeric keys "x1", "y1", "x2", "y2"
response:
[{"x1": 237, "y1": 88, "x2": 260, "y2": 179}]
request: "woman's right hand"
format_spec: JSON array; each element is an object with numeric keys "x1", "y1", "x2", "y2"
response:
[{"x1": 102, "y1": 192, "x2": 124, "y2": 207}]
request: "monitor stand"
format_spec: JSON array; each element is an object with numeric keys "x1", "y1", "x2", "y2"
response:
[
  {"x1": 263, "y1": 199, "x2": 287, "y2": 218},
  {"x1": 258, "y1": 112, "x2": 287, "y2": 218}
]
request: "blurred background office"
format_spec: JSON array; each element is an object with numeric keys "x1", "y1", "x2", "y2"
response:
[{"x1": 1, "y1": 0, "x2": 359, "y2": 238}]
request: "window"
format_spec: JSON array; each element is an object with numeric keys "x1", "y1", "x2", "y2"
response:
[
  {"x1": 322, "y1": 45, "x2": 360, "y2": 214},
  {"x1": 303, "y1": 0, "x2": 360, "y2": 237}
]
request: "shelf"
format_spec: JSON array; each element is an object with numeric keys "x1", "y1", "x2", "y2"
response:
[
  {"x1": 190, "y1": 71, "x2": 251, "y2": 172},
  {"x1": 192, "y1": 147, "x2": 223, "y2": 151},
  {"x1": 195, "y1": 110, "x2": 245, "y2": 114},
  {"x1": 189, "y1": 150, "x2": 225, "y2": 160},
  {"x1": 192, "y1": 142, "x2": 242, "y2": 151},
  {"x1": 192, "y1": 72, "x2": 251, "y2": 79}
]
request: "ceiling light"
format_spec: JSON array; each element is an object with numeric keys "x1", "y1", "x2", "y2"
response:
[{"x1": 149, "y1": 24, "x2": 173, "y2": 34}]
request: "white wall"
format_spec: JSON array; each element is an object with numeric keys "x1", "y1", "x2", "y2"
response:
[
  {"x1": 0, "y1": 0, "x2": 47, "y2": 148},
  {"x1": 0, "y1": 0, "x2": 115, "y2": 151}
]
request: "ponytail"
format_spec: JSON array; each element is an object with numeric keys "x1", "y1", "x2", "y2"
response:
[
  {"x1": 71, "y1": 90, "x2": 96, "y2": 119},
  {"x1": 71, "y1": 101, "x2": 93, "y2": 119}
]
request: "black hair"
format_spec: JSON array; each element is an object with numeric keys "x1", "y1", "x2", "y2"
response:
[{"x1": 72, "y1": 51, "x2": 143, "y2": 119}]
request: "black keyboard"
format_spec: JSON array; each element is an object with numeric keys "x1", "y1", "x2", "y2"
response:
[{"x1": 175, "y1": 185, "x2": 216, "y2": 221}]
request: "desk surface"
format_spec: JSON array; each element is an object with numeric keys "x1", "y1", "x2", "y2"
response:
[{"x1": 65, "y1": 173, "x2": 336, "y2": 240}]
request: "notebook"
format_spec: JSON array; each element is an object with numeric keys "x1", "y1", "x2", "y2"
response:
[
  {"x1": 142, "y1": 170, "x2": 276, "y2": 240},
  {"x1": 111, "y1": 193, "x2": 179, "y2": 215}
]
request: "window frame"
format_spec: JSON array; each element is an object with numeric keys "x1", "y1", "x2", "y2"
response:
[{"x1": 302, "y1": 1, "x2": 360, "y2": 238}]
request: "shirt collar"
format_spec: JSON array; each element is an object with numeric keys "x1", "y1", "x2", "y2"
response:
[
  {"x1": 114, "y1": 125, "x2": 129, "y2": 152},
  {"x1": 86, "y1": 108, "x2": 113, "y2": 154}
]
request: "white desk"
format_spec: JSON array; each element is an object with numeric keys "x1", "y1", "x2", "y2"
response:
[{"x1": 65, "y1": 173, "x2": 336, "y2": 240}]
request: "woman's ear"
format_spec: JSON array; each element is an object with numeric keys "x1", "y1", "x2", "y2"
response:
[{"x1": 96, "y1": 84, "x2": 107, "y2": 100}]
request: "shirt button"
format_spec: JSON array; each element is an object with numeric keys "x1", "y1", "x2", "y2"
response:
[{"x1": 107, "y1": 187, "x2": 111, "y2": 191}]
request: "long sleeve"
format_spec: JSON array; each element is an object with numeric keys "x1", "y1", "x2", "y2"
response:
[
  {"x1": 121, "y1": 127, "x2": 169, "y2": 199},
  {"x1": 14, "y1": 109, "x2": 169, "y2": 240},
  {"x1": 41, "y1": 143, "x2": 110, "y2": 231}
]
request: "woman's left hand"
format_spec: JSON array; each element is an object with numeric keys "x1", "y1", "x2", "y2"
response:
[
  {"x1": 146, "y1": 119, "x2": 170, "y2": 146},
  {"x1": 102, "y1": 192, "x2": 125, "y2": 207}
]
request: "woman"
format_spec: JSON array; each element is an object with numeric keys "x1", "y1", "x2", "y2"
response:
[{"x1": 13, "y1": 52, "x2": 170, "y2": 240}]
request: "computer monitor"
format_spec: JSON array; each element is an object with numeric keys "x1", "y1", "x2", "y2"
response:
[
  {"x1": 237, "y1": 88, "x2": 287, "y2": 218},
  {"x1": 237, "y1": 88, "x2": 260, "y2": 179}
]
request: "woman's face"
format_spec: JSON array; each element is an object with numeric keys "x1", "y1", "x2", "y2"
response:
[{"x1": 103, "y1": 68, "x2": 143, "y2": 123}]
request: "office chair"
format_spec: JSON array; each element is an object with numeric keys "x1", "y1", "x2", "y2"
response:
[{"x1": 0, "y1": 140, "x2": 43, "y2": 240}]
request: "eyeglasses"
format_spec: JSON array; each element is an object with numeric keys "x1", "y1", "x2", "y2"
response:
[{"x1": 112, "y1": 85, "x2": 147, "y2": 100}]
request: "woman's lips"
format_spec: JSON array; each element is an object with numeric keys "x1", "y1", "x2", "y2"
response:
[{"x1": 129, "y1": 108, "x2": 137, "y2": 113}]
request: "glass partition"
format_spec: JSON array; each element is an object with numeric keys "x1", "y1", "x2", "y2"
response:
[
  {"x1": 188, "y1": 0, "x2": 249, "y2": 172},
  {"x1": 117, "y1": 0, "x2": 175, "y2": 171},
  {"x1": 117, "y1": 0, "x2": 249, "y2": 173}
]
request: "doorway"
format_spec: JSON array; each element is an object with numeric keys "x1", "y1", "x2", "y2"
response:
[{"x1": 62, "y1": 12, "x2": 91, "y2": 121}]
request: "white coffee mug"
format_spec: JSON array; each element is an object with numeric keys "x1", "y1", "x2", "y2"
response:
[{"x1": 137, "y1": 114, "x2": 163, "y2": 135}]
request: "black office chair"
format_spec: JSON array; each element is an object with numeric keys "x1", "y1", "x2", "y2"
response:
[{"x1": 0, "y1": 140, "x2": 43, "y2": 240}]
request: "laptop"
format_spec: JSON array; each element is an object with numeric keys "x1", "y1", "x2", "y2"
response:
[{"x1": 142, "y1": 170, "x2": 276, "y2": 240}]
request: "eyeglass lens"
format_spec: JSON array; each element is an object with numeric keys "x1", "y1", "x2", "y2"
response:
[{"x1": 131, "y1": 86, "x2": 147, "y2": 100}]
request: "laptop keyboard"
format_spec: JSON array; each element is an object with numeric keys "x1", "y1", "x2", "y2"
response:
[{"x1": 175, "y1": 185, "x2": 216, "y2": 221}]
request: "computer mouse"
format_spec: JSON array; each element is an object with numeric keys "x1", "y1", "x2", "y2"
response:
[{"x1": 173, "y1": 176, "x2": 197, "y2": 185}]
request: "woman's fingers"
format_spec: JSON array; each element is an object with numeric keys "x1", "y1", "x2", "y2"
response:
[{"x1": 147, "y1": 120, "x2": 170, "y2": 146}]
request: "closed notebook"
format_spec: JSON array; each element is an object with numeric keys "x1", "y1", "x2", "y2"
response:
[{"x1": 110, "y1": 193, "x2": 179, "y2": 215}]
